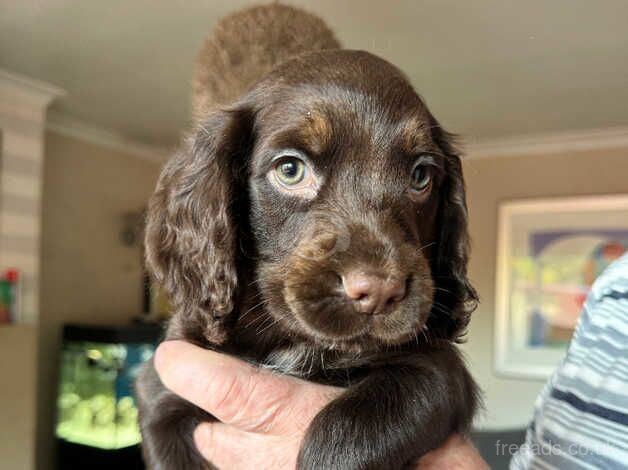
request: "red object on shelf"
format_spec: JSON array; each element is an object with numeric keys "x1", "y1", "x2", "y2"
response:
[{"x1": 1, "y1": 269, "x2": 21, "y2": 323}]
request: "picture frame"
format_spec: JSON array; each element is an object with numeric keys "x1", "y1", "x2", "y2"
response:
[{"x1": 494, "y1": 194, "x2": 628, "y2": 379}]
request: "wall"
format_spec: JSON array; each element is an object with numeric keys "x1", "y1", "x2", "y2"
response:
[
  {"x1": 0, "y1": 70, "x2": 61, "y2": 325},
  {"x1": 461, "y1": 145, "x2": 628, "y2": 430},
  {"x1": 0, "y1": 325, "x2": 37, "y2": 470},
  {"x1": 37, "y1": 131, "x2": 161, "y2": 470},
  {"x1": 0, "y1": 71, "x2": 61, "y2": 470}
]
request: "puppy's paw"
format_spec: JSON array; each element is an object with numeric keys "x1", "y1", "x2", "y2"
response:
[{"x1": 296, "y1": 396, "x2": 407, "y2": 470}]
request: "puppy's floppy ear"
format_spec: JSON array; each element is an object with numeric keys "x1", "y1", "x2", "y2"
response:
[
  {"x1": 428, "y1": 116, "x2": 478, "y2": 341},
  {"x1": 144, "y1": 105, "x2": 254, "y2": 344}
]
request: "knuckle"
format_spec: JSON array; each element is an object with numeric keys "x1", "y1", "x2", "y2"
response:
[
  {"x1": 229, "y1": 367, "x2": 272, "y2": 428},
  {"x1": 235, "y1": 368, "x2": 292, "y2": 432},
  {"x1": 205, "y1": 370, "x2": 246, "y2": 420}
]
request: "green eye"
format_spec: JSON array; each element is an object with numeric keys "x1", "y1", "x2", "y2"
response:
[
  {"x1": 411, "y1": 165, "x2": 432, "y2": 191},
  {"x1": 275, "y1": 158, "x2": 306, "y2": 186}
]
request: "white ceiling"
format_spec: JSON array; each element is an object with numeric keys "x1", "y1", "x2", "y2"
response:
[{"x1": 1, "y1": 0, "x2": 627, "y2": 148}]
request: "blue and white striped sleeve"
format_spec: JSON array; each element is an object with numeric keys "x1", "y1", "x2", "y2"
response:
[{"x1": 510, "y1": 253, "x2": 628, "y2": 470}]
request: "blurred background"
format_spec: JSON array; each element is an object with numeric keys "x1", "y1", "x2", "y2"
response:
[{"x1": 1, "y1": 1, "x2": 627, "y2": 469}]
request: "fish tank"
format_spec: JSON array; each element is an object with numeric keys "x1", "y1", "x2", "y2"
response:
[{"x1": 56, "y1": 324, "x2": 162, "y2": 469}]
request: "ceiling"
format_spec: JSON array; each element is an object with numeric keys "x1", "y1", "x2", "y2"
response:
[{"x1": 1, "y1": 0, "x2": 627, "y2": 149}]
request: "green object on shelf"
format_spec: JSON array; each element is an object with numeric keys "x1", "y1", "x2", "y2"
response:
[
  {"x1": 0, "y1": 279, "x2": 11, "y2": 323},
  {"x1": 0, "y1": 269, "x2": 20, "y2": 323}
]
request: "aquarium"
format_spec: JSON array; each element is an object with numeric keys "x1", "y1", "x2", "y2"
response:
[{"x1": 56, "y1": 324, "x2": 161, "y2": 467}]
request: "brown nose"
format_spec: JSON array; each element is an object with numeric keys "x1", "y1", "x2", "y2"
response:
[{"x1": 342, "y1": 272, "x2": 407, "y2": 315}]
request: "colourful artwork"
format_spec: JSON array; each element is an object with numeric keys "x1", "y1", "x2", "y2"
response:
[
  {"x1": 495, "y1": 195, "x2": 628, "y2": 378},
  {"x1": 511, "y1": 233, "x2": 628, "y2": 348}
]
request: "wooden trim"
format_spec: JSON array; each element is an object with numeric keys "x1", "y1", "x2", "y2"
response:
[
  {"x1": 466, "y1": 126, "x2": 628, "y2": 159},
  {"x1": 47, "y1": 111, "x2": 171, "y2": 163}
]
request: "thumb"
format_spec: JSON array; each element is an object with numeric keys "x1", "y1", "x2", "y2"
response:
[{"x1": 154, "y1": 340, "x2": 340, "y2": 434}]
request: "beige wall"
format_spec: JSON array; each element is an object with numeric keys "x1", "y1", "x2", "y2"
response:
[
  {"x1": 37, "y1": 131, "x2": 160, "y2": 470},
  {"x1": 0, "y1": 76, "x2": 55, "y2": 470},
  {"x1": 0, "y1": 325, "x2": 37, "y2": 470},
  {"x1": 461, "y1": 145, "x2": 628, "y2": 430}
]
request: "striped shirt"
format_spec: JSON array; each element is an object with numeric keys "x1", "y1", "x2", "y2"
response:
[{"x1": 511, "y1": 252, "x2": 628, "y2": 470}]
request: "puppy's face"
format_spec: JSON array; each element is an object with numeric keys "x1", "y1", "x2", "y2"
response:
[
  {"x1": 145, "y1": 50, "x2": 475, "y2": 350},
  {"x1": 246, "y1": 54, "x2": 453, "y2": 351}
]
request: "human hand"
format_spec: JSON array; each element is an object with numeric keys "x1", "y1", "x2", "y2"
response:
[
  {"x1": 154, "y1": 341, "x2": 342, "y2": 470},
  {"x1": 154, "y1": 341, "x2": 488, "y2": 470},
  {"x1": 416, "y1": 434, "x2": 489, "y2": 469}
]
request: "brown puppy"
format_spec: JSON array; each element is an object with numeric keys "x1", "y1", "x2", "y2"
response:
[{"x1": 137, "y1": 8, "x2": 480, "y2": 470}]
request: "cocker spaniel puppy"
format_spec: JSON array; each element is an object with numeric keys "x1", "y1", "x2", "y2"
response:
[{"x1": 137, "y1": 5, "x2": 480, "y2": 470}]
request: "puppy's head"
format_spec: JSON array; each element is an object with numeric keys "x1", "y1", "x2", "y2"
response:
[{"x1": 145, "y1": 50, "x2": 477, "y2": 350}]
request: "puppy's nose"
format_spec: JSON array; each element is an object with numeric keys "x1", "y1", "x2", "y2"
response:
[{"x1": 342, "y1": 272, "x2": 407, "y2": 315}]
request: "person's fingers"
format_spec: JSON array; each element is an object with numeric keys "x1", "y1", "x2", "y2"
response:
[
  {"x1": 154, "y1": 340, "x2": 341, "y2": 434},
  {"x1": 193, "y1": 421, "x2": 250, "y2": 468},
  {"x1": 416, "y1": 435, "x2": 489, "y2": 470},
  {"x1": 193, "y1": 422, "x2": 300, "y2": 470}
]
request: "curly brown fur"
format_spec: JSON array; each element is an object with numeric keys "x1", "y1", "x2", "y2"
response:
[
  {"x1": 138, "y1": 6, "x2": 480, "y2": 470},
  {"x1": 192, "y1": 3, "x2": 340, "y2": 120}
]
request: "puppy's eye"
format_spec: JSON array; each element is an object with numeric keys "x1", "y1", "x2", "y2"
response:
[
  {"x1": 268, "y1": 151, "x2": 320, "y2": 198},
  {"x1": 275, "y1": 158, "x2": 306, "y2": 185},
  {"x1": 411, "y1": 164, "x2": 432, "y2": 192}
]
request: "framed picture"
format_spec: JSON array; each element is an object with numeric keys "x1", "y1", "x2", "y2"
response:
[{"x1": 494, "y1": 194, "x2": 628, "y2": 379}]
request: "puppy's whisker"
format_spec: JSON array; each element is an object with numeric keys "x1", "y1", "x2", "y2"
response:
[
  {"x1": 421, "y1": 328, "x2": 432, "y2": 345},
  {"x1": 432, "y1": 286, "x2": 466, "y2": 301},
  {"x1": 432, "y1": 286, "x2": 454, "y2": 294},
  {"x1": 239, "y1": 298, "x2": 268, "y2": 321},
  {"x1": 242, "y1": 306, "x2": 272, "y2": 328},
  {"x1": 255, "y1": 315, "x2": 282, "y2": 335},
  {"x1": 416, "y1": 241, "x2": 436, "y2": 253},
  {"x1": 431, "y1": 302, "x2": 451, "y2": 313},
  {"x1": 242, "y1": 290, "x2": 265, "y2": 303},
  {"x1": 246, "y1": 278, "x2": 263, "y2": 288}
]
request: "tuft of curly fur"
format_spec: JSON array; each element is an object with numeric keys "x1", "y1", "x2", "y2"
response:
[{"x1": 192, "y1": 3, "x2": 340, "y2": 120}]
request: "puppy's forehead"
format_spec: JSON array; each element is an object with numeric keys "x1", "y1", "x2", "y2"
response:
[
  {"x1": 250, "y1": 50, "x2": 441, "y2": 156},
  {"x1": 258, "y1": 85, "x2": 434, "y2": 156}
]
